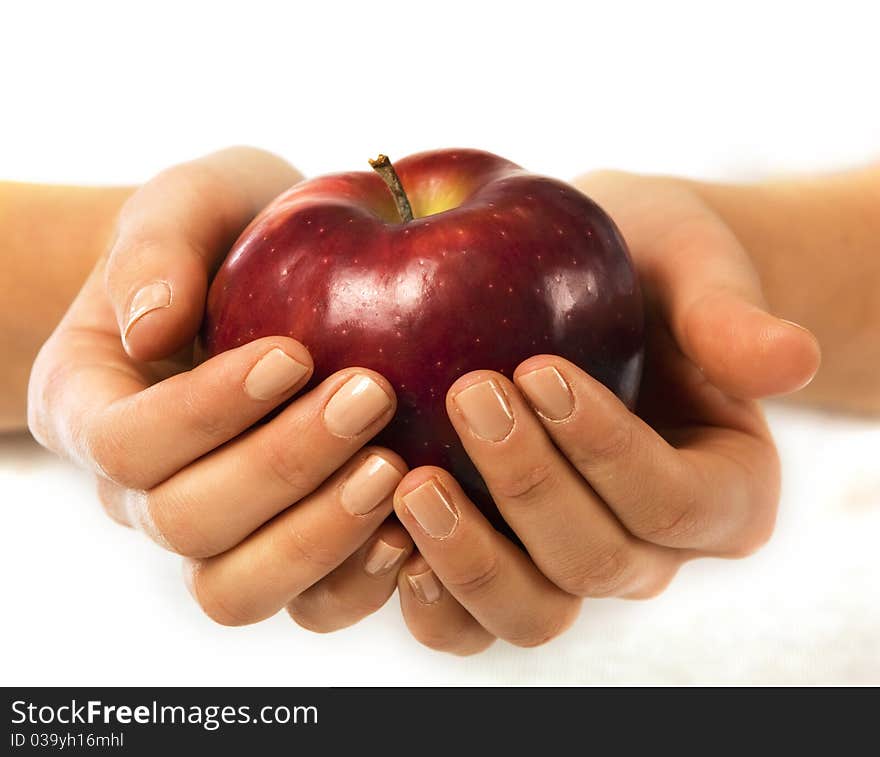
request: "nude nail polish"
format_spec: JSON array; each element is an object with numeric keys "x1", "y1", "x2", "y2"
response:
[
  {"x1": 341, "y1": 455, "x2": 403, "y2": 515},
  {"x1": 402, "y1": 479, "x2": 458, "y2": 539},
  {"x1": 518, "y1": 366, "x2": 574, "y2": 420},
  {"x1": 453, "y1": 379, "x2": 514, "y2": 441},
  {"x1": 124, "y1": 281, "x2": 171, "y2": 340},
  {"x1": 407, "y1": 569, "x2": 442, "y2": 604},
  {"x1": 244, "y1": 348, "x2": 310, "y2": 400},
  {"x1": 323, "y1": 375, "x2": 391, "y2": 437},
  {"x1": 364, "y1": 538, "x2": 406, "y2": 576}
]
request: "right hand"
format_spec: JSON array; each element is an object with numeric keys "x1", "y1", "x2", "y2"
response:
[{"x1": 28, "y1": 147, "x2": 414, "y2": 631}]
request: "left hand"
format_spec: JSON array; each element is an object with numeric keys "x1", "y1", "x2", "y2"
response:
[{"x1": 389, "y1": 171, "x2": 821, "y2": 655}]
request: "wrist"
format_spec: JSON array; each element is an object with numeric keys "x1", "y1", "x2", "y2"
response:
[{"x1": 0, "y1": 183, "x2": 134, "y2": 431}]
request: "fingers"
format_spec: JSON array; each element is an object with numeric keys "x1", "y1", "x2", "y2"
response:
[
  {"x1": 105, "y1": 147, "x2": 302, "y2": 361},
  {"x1": 444, "y1": 371, "x2": 682, "y2": 597},
  {"x1": 84, "y1": 336, "x2": 313, "y2": 489},
  {"x1": 397, "y1": 553, "x2": 495, "y2": 656},
  {"x1": 393, "y1": 467, "x2": 583, "y2": 647},
  {"x1": 139, "y1": 369, "x2": 396, "y2": 557},
  {"x1": 185, "y1": 447, "x2": 406, "y2": 626},
  {"x1": 513, "y1": 356, "x2": 780, "y2": 555},
  {"x1": 287, "y1": 520, "x2": 414, "y2": 633}
]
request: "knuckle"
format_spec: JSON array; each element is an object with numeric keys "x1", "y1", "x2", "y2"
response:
[
  {"x1": 442, "y1": 553, "x2": 501, "y2": 599},
  {"x1": 191, "y1": 577, "x2": 256, "y2": 627},
  {"x1": 145, "y1": 161, "x2": 222, "y2": 206},
  {"x1": 286, "y1": 602, "x2": 339, "y2": 634},
  {"x1": 26, "y1": 347, "x2": 70, "y2": 452},
  {"x1": 450, "y1": 638, "x2": 496, "y2": 657},
  {"x1": 634, "y1": 495, "x2": 705, "y2": 547},
  {"x1": 179, "y1": 378, "x2": 235, "y2": 442},
  {"x1": 581, "y1": 423, "x2": 635, "y2": 467},
  {"x1": 86, "y1": 429, "x2": 144, "y2": 489},
  {"x1": 726, "y1": 510, "x2": 778, "y2": 559},
  {"x1": 260, "y1": 433, "x2": 317, "y2": 497},
  {"x1": 322, "y1": 579, "x2": 388, "y2": 619},
  {"x1": 491, "y1": 463, "x2": 556, "y2": 505},
  {"x1": 624, "y1": 565, "x2": 681, "y2": 600},
  {"x1": 160, "y1": 161, "x2": 248, "y2": 227},
  {"x1": 143, "y1": 488, "x2": 218, "y2": 557},
  {"x1": 287, "y1": 586, "x2": 385, "y2": 634},
  {"x1": 558, "y1": 545, "x2": 634, "y2": 598},
  {"x1": 26, "y1": 407, "x2": 49, "y2": 449},
  {"x1": 409, "y1": 623, "x2": 470, "y2": 654},
  {"x1": 507, "y1": 604, "x2": 578, "y2": 648},
  {"x1": 274, "y1": 523, "x2": 340, "y2": 573},
  {"x1": 94, "y1": 477, "x2": 130, "y2": 527}
]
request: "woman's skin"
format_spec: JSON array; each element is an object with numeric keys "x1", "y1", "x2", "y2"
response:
[{"x1": 2, "y1": 148, "x2": 877, "y2": 654}]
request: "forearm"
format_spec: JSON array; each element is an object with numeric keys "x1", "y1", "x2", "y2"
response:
[
  {"x1": 0, "y1": 183, "x2": 134, "y2": 431},
  {"x1": 688, "y1": 167, "x2": 880, "y2": 413}
]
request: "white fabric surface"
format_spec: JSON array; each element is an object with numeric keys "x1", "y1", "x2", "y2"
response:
[{"x1": 1, "y1": 403, "x2": 877, "y2": 685}]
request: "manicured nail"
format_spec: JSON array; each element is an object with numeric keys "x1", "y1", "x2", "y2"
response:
[
  {"x1": 778, "y1": 319, "x2": 820, "y2": 388},
  {"x1": 364, "y1": 538, "x2": 406, "y2": 576},
  {"x1": 518, "y1": 366, "x2": 574, "y2": 421},
  {"x1": 407, "y1": 569, "x2": 442, "y2": 604},
  {"x1": 323, "y1": 375, "x2": 392, "y2": 437},
  {"x1": 402, "y1": 479, "x2": 458, "y2": 539},
  {"x1": 124, "y1": 281, "x2": 171, "y2": 340},
  {"x1": 244, "y1": 348, "x2": 310, "y2": 400},
  {"x1": 779, "y1": 318, "x2": 811, "y2": 333},
  {"x1": 453, "y1": 379, "x2": 513, "y2": 441},
  {"x1": 341, "y1": 455, "x2": 403, "y2": 515}
]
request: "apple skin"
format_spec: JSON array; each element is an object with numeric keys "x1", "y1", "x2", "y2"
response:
[{"x1": 201, "y1": 149, "x2": 644, "y2": 524}]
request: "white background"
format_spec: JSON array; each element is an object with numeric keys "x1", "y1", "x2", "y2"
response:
[{"x1": 1, "y1": 0, "x2": 878, "y2": 685}]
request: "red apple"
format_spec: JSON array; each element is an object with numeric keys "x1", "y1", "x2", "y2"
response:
[{"x1": 201, "y1": 149, "x2": 644, "y2": 524}]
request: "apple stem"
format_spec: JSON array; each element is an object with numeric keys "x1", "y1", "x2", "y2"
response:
[{"x1": 369, "y1": 154, "x2": 415, "y2": 223}]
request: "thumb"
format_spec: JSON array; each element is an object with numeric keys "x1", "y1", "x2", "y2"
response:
[
  {"x1": 642, "y1": 209, "x2": 820, "y2": 399},
  {"x1": 105, "y1": 147, "x2": 302, "y2": 362}
]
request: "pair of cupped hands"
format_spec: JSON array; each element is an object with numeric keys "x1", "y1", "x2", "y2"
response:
[{"x1": 28, "y1": 148, "x2": 820, "y2": 655}]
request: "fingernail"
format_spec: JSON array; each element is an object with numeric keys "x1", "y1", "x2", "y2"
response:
[
  {"x1": 402, "y1": 479, "x2": 458, "y2": 539},
  {"x1": 124, "y1": 281, "x2": 171, "y2": 340},
  {"x1": 364, "y1": 538, "x2": 406, "y2": 576},
  {"x1": 341, "y1": 455, "x2": 403, "y2": 515},
  {"x1": 518, "y1": 366, "x2": 574, "y2": 421},
  {"x1": 244, "y1": 348, "x2": 309, "y2": 400},
  {"x1": 778, "y1": 319, "x2": 821, "y2": 388},
  {"x1": 453, "y1": 379, "x2": 513, "y2": 441},
  {"x1": 779, "y1": 318, "x2": 811, "y2": 333},
  {"x1": 407, "y1": 569, "x2": 442, "y2": 604},
  {"x1": 323, "y1": 375, "x2": 391, "y2": 437}
]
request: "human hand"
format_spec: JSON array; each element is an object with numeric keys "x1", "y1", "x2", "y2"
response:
[
  {"x1": 387, "y1": 171, "x2": 821, "y2": 655},
  {"x1": 27, "y1": 147, "x2": 414, "y2": 632}
]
